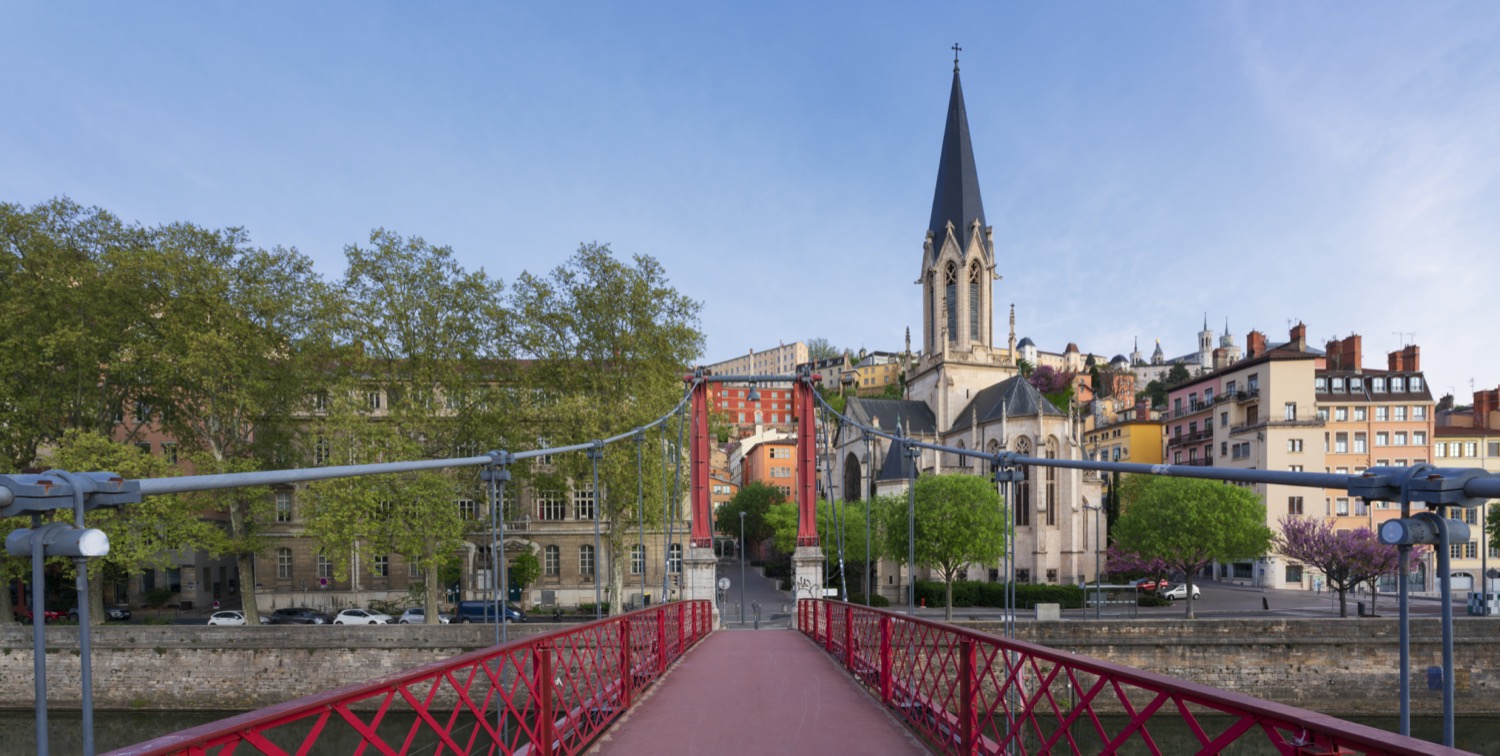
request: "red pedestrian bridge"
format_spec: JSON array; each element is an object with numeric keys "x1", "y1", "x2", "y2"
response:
[{"x1": 111, "y1": 600, "x2": 1462, "y2": 756}]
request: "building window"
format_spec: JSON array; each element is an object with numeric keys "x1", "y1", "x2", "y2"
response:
[
  {"x1": 317, "y1": 554, "x2": 333, "y2": 579},
  {"x1": 277, "y1": 548, "x2": 293, "y2": 580},
  {"x1": 1285, "y1": 403, "x2": 1298, "y2": 421},
  {"x1": 1289, "y1": 465, "x2": 1304, "y2": 473},
  {"x1": 1466, "y1": 541, "x2": 1478, "y2": 559},
  {"x1": 1288, "y1": 496, "x2": 1304, "y2": 516},
  {"x1": 1331, "y1": 377, "x2": 1346, "y2": 392},
  {"x1": 544, "y1": 545, "x2": 560, "y2": 576},
  {"x1": 409, "y1": 561, "x2": 422, "y2": 578},
  {"x1": 1286, "y1": 565, "x2": 1304, "y2": 583},
  {"x1": 1044, "y1": 447, "x2": 1057, "y2": 527},
  {"x1": 1394, "y1": 432, "x2": 1408, "y2": 446},
  {"x1": 1465, "y1": 442, "x2": 1478, "y2": 457},
  {"x1": 1354, "y1": 433, "x2": 1367, "y2": 453},
  {"x1": 1354, "y1": 407, "x2": 1367, "y2": 421},
  {"x1": 1335, "y1": 498, "x2": 1349, "y2": 516},
  {"x1": 458, "y1": 498, "x2": 477, "y2": 520},
  {"x1": 1435, "y1": 443, "x2": 1446, "y2": 458},
  {"x1": 968, "y1": 262, "x2": 981, "y2": 341},
  {"x1": 275, "y1": 491, "x2": 293, "y2": 523},
  {"x1": 1391, "y1": 377, "x2": 1406, "y2": 392},
  {"x1": 537, "y1": 490, "x2": 565, "y2": 521},
  {"x1": 373, "y1": 555, "x2": 389, "y2": 577},
  {"x1": 1335, "y1": 433, "x2": 1348, "y2": 454},
  {"x1": 1375, "y1": 406, "x2": 1389, "y2": 421},
  {"x1": 1489, "y1": 442, "x2": 1499, "y2": 457},
  {"x1": 1413, "y1": 406, "x2": 1428, "y2": 420},
  {"x1": 1375, "y1": 432, "x2": 1389, "y2": 447},
  {"x1": 631, "y1": 545, "x2": 646, "y2": 575},
  {"x1": 1393, "y1": 405, "x2": 1408, "y2": 421},
  {"x1": 1412, "y1": 431, "x2": 1426, "y2": 446},
  {"x1": 574, "y1": 486, "x2": 595, "y2": 520},
  {"x1": 314, "y1": 437, "x2": 330, "y2": 465},
  {"x1": 579, "y1": 545, "x2": 595, "y2": 578},
  {"x1": 944, "y1": 262, "x2": 958, "y2": 341},
  {"x1": 162, "y1": 442, "x2": 178, "y2": 464},
  {"x1": 668, "y1": 543, "x2": 683, "y2": 574}
]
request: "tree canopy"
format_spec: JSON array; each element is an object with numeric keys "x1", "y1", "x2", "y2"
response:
[
  {"x1": 715, "y1": 482, "x2": 783, "y2": 547},
  {"x1": 1112, "y1": 475, "x2": 1271, "y2": 618},
  {"x1": 881, "y1": 475, "x2": 1006, "y2": 619},
  {"x1": 1276, "y1": 515, "x2": 1410, "y2": 617}
]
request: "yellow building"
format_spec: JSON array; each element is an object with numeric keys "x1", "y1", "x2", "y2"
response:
[{"x1": 1082, "y1": 419, "x2": 1163, "y2": 466}]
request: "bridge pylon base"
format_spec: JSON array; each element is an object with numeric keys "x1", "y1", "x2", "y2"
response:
[
  {"x1": 684, "y1": 545, "x2": 721, "y2": 627},
  {"x1": 792, "y1": 545, "x2": 826, "y2": 607}
]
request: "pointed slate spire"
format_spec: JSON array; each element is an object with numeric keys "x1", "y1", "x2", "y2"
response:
[{"x1": 928, "y1": 60, "x2": 987, "y2": 261}]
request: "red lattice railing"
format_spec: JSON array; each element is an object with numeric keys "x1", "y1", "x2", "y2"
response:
[
  {"x1": 112, "y1": 601, "x2": 712, "y2": 756},
  {"x1": 798, "y1": 600, "x2": 1463, "y2": 756}
]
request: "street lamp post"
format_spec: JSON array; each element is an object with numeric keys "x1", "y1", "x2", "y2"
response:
[
  {"x1": 739, "y1": 511, "x2": 747, "y2": 625},
  {"x1": 1084, "y1": 503, "x2": 1102, "y2": 620}
]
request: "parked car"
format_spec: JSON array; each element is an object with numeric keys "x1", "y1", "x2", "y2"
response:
[
  {"x1": 454, "y1": 601, "x2": 527, "y2": 624},
  {"x1": 1132, "y1": 577, "x2": 1170, "y2": 593},
  {"x1": 208, "y1": 610, "x2": 269, "y2": 626},
  {"x1": 1159, "y1": 583, "x2": 1201, "y2": 601},
  {"x1": 398, "y1": 607, "x2": 451, "y2": 624},
  {"x1": 267, "y1": 607, "x2": 333, "y2": 625},
  {"x1": 13, "y1": 605, "x2": 66, "y2": 623},
  {"x1": 333, "y1": 608, "x2": 393, "y2": 625},
  {"x1": 66, "y1": 606, "x2": 132, "y2": 622}
]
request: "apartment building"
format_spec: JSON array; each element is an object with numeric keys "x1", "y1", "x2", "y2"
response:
[
  {"x1": 1316, "y1": 337, "x2": 1435, "y2": 567},
  {"x1": 703, "y1": 342, "x2": 809, "y2": 382},
  {"x1": 1434, "y1": 385, "x2": 1500, "y2": 593},
  {"x1": 711, "y1": 384, "x2": 798, "y2": 429},
  {"x1": 1082, "y1": 417, "x2": 1163, "y2": 466}
]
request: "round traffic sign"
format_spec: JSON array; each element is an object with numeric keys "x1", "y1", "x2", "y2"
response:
[{"x1": 718, "y1": 577, "x2": 730, "y2": 591}]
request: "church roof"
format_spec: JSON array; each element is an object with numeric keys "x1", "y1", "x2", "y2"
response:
[
  {"x1": 877, "y1": 436, "x2": 918, "y2": 481},
  {"x1": 1016, "y1": 336, "x2": 1035, "y2": 349},
  {"x1": 845, "y1": 397, "x2": 937, "y2": 436},
  {"x1": 948, "y1": 375, "x2": 1065, "y2": 434},
  {"x1": 927, "y1": 67, "x2": 986, "y2": 259}
]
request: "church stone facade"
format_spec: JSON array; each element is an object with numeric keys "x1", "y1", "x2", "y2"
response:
[{"x1": 832, "y1": 61, "x2": 1104, "y2": 602}]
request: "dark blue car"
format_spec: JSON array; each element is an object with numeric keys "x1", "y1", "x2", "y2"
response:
[{"x1": 454, "y1": 600, "x2": 527, "y2": 623}]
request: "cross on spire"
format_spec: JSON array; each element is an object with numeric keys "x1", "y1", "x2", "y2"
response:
[{"x1": 952, "y1": 43, "x2": 962, "y2": 72}]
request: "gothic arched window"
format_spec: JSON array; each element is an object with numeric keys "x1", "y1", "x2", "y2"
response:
[
  {"x1": 944, "y1": 262, "x2": 958, "y2": 341},
  {"x1": 968, "y1": 262, "x2": 982, "y2": 341}
]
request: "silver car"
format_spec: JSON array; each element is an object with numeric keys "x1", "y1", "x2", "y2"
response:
[{"x1": 398, "y1": 607, "x2": 451, "y2": 624}]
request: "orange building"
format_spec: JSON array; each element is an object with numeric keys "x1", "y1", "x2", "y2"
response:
[
  {"x1": 741, "y1": 438, "x2": 797, "y2": 498},
  {"x1": 712, "y1": 385, "x2": 797, "y2": 429}
]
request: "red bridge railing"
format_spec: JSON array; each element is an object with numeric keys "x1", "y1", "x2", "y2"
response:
[
  {"x1": 798, "y1": 600, "x2": 1462, "y2": 756},
  {"x1": 112, "y1": 600, "x2": 713, "y2": 756}
]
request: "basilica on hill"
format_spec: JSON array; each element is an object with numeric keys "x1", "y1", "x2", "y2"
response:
[{"x1": 830, "y1": 58, "x2": 1104, "y2": 599}]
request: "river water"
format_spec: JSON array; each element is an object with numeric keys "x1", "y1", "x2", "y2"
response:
[{"x1": 2, "y1": 710, "x2": 1497, "y2": 754}]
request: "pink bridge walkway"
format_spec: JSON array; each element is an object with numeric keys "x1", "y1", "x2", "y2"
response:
[{"x1": 592, "y1": 629, "x2": 928, "y2": 756}]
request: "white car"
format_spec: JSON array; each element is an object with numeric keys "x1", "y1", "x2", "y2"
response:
[
  {"x1": 1160, "y1": 583, "x2": 1201, "y2": 601},
  {"x1": 207, "y1": 610, "x2": 269, "y2": 626},
  {"x1": 334, "y1": 608, "x2": 393, "y2": 625},
  {"x1": 398, "y1": 607, "x2": 451, "y2": 624}
]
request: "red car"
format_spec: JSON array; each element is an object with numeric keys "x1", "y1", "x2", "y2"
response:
[
  {"x1": 13, "y1": 605, "x2": 67, "y2": 623},
  {"x1": 1132, "y1": 578, "x2": 1171, "y2": 593}
]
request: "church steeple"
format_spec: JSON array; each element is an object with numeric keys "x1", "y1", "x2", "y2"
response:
[
  {"x1": 926, "y1": 64, "x2": 988, "y2": 263},
  {"x1": 919, "y1": 48, "x2": 997, "y2": 358}
]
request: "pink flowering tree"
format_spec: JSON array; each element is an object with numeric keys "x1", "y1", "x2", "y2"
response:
[
  {"x1": 1276, "y1": 516, "x2": 1410, "y2": 617},
  {"x1": 1106, "y1": 546, "x2": 1170, "y2": 588}
]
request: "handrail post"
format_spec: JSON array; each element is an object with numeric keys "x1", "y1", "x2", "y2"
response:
[
  {"x1": 620, "y1": 617, "x2": 632, "y2": 710},
  {"x1": 536, "y1": 642, "x2": 554, "y2": 756},
  {"x1": 960, "y1": 637, "x2": 975, "y2": 755},
  {"x1": 825, "y1": 601, "x2": 834, "y2": 652},
  {"x1": 844, "y1": 604, "x2": 854, "y2": 670},
  {"x1": 657, "y1": 608, "x2": 668, "y2": 677},
  {"x1": 880, "y1": 614, "x2": 893, "y2": 704}
]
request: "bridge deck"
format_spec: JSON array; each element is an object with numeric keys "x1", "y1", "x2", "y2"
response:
[{"x1": 594, "y1": 628, "x2": 928, "y2": 755}]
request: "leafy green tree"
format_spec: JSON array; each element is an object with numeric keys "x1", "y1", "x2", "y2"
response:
[
  {"x1": 806, "y1": 337, "x2": 840, "y2": 362},
  {"x1": 315, "y1": 230, "x2": 510, "y2": 620},
  {"x1": 765, "y1": 497, "x2": 883, "y2": 594},
  {"x1": 715, "y1": 482, "x2": 783, "y2": 549},
  {"x1": 46, "y1": 432, "x2": 219, "y2": 624},
  {"x1": 1163, "y1": 363, "x2": 1192, "y2": 388},
  {"x1": 509, "y1": 550, "x2": 542, "y2": 607},
  {"x1": 1112, "y1": 475, "x2": 1271, "y2": 618},
  {"x1": 509, "y1": 243, "x2": 702, "y2": 614},
  {"x1": 0, "y1": 199, "x2": 149, "y2": 471},
  {"x1": 880, "y1": 475, "x2": 1006, "y2": 619},
  {"x1": 137, "y1": 222, "x2": 341, "y2": 624}
]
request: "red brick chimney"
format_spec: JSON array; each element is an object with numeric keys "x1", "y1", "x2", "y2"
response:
[
  {"x1": 1246, "y1": 330, "x2": 1267, "y2": 359},
  {"x1": 1290, "y1": 322, "x2": 1307, "y2": 350},
  {"x1": 1325, "y1": 335, "x2": 1363, "y2": 371},
  {"x1": 1387, "y1": 344, "x2": 1420, "y2": 372},
  {"x1": 1475, "y1": 388, "x2": 1500, "y2": 430}
]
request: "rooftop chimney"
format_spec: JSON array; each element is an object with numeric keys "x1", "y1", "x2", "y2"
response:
[
  {"x1": 1387, "y1": 344, "x2": 1420, "y2": 372},
  {"x1": 1290, "y1": 322, "x2": 1307, "y2": 350},
  {"x1": 1475, "y1": 387, "x2": 1500, "y2": 430},
  {"x1": 1326, "y1": 334, "x2": 1363, "y2": 372},
  {"x1": 1246, "y1": 330, "x2": 1267, "y2": 359}
]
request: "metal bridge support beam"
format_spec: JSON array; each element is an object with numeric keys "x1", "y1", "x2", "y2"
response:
[{"x1": 792, "y1": 367, "x2": 826, "y2": 606}]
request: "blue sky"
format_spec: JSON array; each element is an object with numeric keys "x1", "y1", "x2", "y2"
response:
[{"x1": 4, "y1": 2, "x2": 1499, "y2": 399}]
